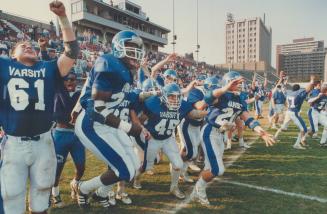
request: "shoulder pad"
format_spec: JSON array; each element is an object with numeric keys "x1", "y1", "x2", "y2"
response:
[{"x1": 93, "y1": 54, "x2": 120, "y2": 73}]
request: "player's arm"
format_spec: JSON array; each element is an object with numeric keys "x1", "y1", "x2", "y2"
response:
[
  {"x1": 150, "y1": 53, "x2": 177, "y2": 79},
  {"x1": 271, "y1": 93, "x2": 276, "y2": 109},
  {"x1": 70, "y1": 80, "x2": 87, "y2": 124},
  {"x1": 90, "y1": 89, "x2": 142, "y2": 137},
  {"x1": 240, "y1": 111, "x2": 275, "y2": 147},
  {"x1": 251, "y1": 73, "x2": 256, "y2": 91},
  {"x1": 181, "y1": 80, "x2": 197, "y2": 95},
  {"x1": 130, "y1": 110, "x2": 151, "y2": 140},
  {"x1": 193, "y1": 100, "x2": 208, "y2": 110},
  {"x1": 246, "y1": 97, "x2": 255, "y2": 104},
  {"x1": 308, "y1": 93, "x2": 323, "y2": 104},
  {"x1": 263, "y1": 73, "x2": 268, "y2": 89},
  {"x1": 305, "y1": 75, "x2": 315, "y2": 93},
  {"x1": 50, "y1": 1, "x2": 79, "y2": 77},
  {"x1": 206, "y1": 77, "x2": 244, "y2": 103},
  {"x1": 138, "y1": 90, "x2": 161, "y2": 101},
  {"x1": 186, "y1": 109, "x2": 208, "y2": 120}
]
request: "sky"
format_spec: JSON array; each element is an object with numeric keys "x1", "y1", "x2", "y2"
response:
[{"x1": 1, "y1": 0, "x2": 327, "y2": 67}]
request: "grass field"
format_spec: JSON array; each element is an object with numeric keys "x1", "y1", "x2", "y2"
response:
[{"x1": 48, "y1": 103, "x2": 327, "y2": 214}]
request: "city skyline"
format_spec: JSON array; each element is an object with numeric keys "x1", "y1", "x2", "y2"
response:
[{"x1": 1, "y1": 0, "x2": 326, "y2": 67}]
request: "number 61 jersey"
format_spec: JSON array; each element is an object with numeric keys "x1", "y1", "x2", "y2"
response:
[
  {"x1": 0, "y1": 58, "x2": 61, "y2": 136},
  {"x1": 206, "y1": 91, "x2": 247, "y2": 129}
]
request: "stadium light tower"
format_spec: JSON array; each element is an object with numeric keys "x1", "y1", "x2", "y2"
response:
[
  {"x1": 172, "y1": 0, "x2": 177, "y2": 53},
  {"x1": 195, "y1": 0, "x2": 200, "y2": 69}
]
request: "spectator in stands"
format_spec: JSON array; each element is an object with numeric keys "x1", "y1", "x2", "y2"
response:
[
  {"x1": 74, "y1": 52, "x2": 88, "y2": 78},
  {"x1": 17, "y1": 31, "x2": 24, "y2": 41}
]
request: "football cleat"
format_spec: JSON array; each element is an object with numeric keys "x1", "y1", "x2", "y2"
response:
[
  {"x1": 190, "y1": 185, "x2": 210, "y2": 206},
  {"x1": 240, "y1": 142, "x2": 251, "y2": 149},
  {"x1": 225, "y1": 141, "x2": 232, "y2": 150},
  {"x1": 293, "y1": 144, "x2": 306, "y2": 150},
  {"x1": 52, "y1": 194, "x2": 64, "y2": 208},
  {"x1": 188, "y1": 162, "x2": 201, "y2": 172},
  {"x1": 145, "y1": 169, "x2": 155, "y2": 175},
  {"x1": 319, "y1": 143, "x2": 327, "y2": 147},
  {"x1": 73, "y1": 181, "x2": 90, "y2": 209},
  {"x1": 116, "y1": 192, "x2": 132, "y2": 204},
  {"x1": 179, "y1": 173, "x2": 194, "y2": 183},
  {"x1": 92, "y1": 192, "x2": 111, "y2": 208},
  {"x1": 170, "y1": 186, "x2": 185, "y2": 199},
  {"x1": 108, "y1": 190, "x2": 117, "y2": 206},
  {"x1": 133, "y1": 177, "x2": 142, "y2": 189}
]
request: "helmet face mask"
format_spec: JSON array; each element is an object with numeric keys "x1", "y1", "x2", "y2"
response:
[{"x1": 162, "y1": 83, "x2": 182, "y2": 111}]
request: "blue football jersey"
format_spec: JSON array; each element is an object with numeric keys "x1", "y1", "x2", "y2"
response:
[
  {"x1": 206, "y1": 92, "x2": 247, "y2": 129},
  {"x1": 254, "y1": 86, "x2": 265, "y2": 101},
  {"x1": 54, "y1": 87, "x2": 81, "y2": 125},
  {"x1": 285, "y1": 89, "x2": 307, "y2": 112},
  {"x1": 0, "y1": 57, "x2": 62, "y2": 136},
  {"x1": 311, "y1": 94, "x2": 327, "y2": 112},
  {"x1": 184, "y1": 88, "x2": 204, "y2": 126},
  {"x1": 272, "y1": 90, "x2": 286, "y2": 104},
  {"x1": 79, "y1": 54, "x2": 133, "y2": 110},
  {"x1": 143, "y1": 96, "x2": 193, "y2": 140},
  {"x1": 310, "y1": 89, "x2": 320, "y2": 98},
  {"x1": 106, "y1": 89, "x2": 141, "y2": 122}
]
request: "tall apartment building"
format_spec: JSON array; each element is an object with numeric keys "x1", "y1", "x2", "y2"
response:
[
  {"x1": 276, "y1": 38, "x2": 326, "y2": 82},
  {"x1": 225, "y1": 16, "x2": 272, "y2": 67}
]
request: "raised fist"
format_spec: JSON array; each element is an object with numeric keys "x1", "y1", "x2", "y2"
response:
[{"x1": 50, "y1": 1, "x2": 66, "y2": 17}]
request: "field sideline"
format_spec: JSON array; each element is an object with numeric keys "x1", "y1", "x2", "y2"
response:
[{"x1": 48, "y1": 103, "x2": 327, "y2": 214}]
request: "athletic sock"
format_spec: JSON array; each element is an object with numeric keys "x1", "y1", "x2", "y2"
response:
[
  {"x1": 320, "y1": 129, "x2": 327, "y2": 144},
  {"x1": 170, "y1": 164, "x2": 181, "y2": 188},
  {"x1": 80, "y1": 175, "x2": 103, "y2": 194},
  {"x1": 52, "y1": 186, "x2": 60, "y2": 197},
  {"x1": 196, "y1": 177, "x2": 207, "y2": 189}
]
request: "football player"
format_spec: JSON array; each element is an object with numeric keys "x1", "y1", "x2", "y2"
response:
[
  {"x1": 0, "y1": 1, "x2": 78, "y2": 213},
  {"x1": 251, "y1": 73, "x2": 267, "y2": 119},
  {"x1": 225, "y1": 82, "x2": 255, "y2": 150},
  {"x1": 139, "y1": 83, "x2": 207, "y2": 199},
  {"x1": 190, "y1": 71, "x2": 275, "y2": 205},
  {"x1": 177, "y1": 75, "x2": 216, "y2": 183},
  {"x1": 274, "y1": 76, "x2": 315, "y2": 149},
  {"x1": 51, "y1": 71, "x2": 85, "y2": 208},
  {"x1": 271, "y1": 84, "x2": 286, "y2": 129},
  {"x1": 307, "y1": 82, "x2": 327, "y2": 146},
  {"x1": 307, "y1": 81, "x2": 322, "y2": 138},
  {"x1": 74, "y1": 30, "x2": 152, "y2": 209}
]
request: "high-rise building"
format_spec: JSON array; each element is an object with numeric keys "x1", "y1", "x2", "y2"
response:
[
  {"x1": 225, "y1": 16, "x2": 272, "y2": 67},
  {"x1": 276, "y1": 38, "x2": 326, "y2": 82}
]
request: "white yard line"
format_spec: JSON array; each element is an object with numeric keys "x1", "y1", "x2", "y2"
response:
[
  {"x1": 170, "y1": 131, "x2": 327, "y2": 213},
  {"x1": 215, "y1": 178, "x2": 327, "y2": 203}
]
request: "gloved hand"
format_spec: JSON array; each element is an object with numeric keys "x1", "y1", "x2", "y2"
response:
[{"x1": 86, "y1": 99, "x2": 106, "y2": 124}]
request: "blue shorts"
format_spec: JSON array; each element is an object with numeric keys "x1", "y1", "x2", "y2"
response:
[{"x1": 52, "y1": 128, "x2": 85, "y2": 167}]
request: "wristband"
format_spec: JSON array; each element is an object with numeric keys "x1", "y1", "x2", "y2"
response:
[{"x1": 118, "y1": 120, "x2": 132, "y2": 133}]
